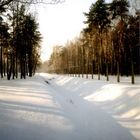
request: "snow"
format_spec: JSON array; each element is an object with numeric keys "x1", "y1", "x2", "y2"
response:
[{"x1": 0, "y1": 73, "x2": 140, "y2": 140}]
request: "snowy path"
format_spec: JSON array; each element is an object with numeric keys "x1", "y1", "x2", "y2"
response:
[{"x1": 0, "y1": 74, "x2": 139, "y2": 140}]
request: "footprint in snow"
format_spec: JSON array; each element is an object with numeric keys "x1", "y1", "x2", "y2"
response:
[{"x1": 69, "y1": 99, "x2": 74, "y2": 104}]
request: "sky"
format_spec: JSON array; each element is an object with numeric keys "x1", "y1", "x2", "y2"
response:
[
  {"x1": 34, "y1": 0, "x2": 96, "y2": 61},
  {"x1": 34, "y1": 0, "x2": 125, "y2": 62}
]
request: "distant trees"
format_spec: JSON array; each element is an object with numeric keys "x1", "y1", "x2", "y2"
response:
[{"x1": 47, "y1": 0, "x2": 140, "y2": 84}]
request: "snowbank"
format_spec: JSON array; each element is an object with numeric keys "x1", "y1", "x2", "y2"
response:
[
  {"x1": 44, "y1": 73, "x2": 140, "y2": 139},
  {"x1": 0, "y1": 73, "x2": 140, "y2": 140}
]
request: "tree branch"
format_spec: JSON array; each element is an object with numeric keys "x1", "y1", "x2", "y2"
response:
[
  {"x1": 0, "y1": 0, "x2": 65, "y2": 11},
  {"x1": 0, "y1": 0, "x2": 14, "y2": 9}
]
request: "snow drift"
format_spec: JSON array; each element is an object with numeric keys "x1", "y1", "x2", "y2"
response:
[
  {"x1": 44, "y1": 73, "x2": 140, "y2": 140},
  {"x1": 0, "y1": 73, "x2": 139, "y2": 140}
]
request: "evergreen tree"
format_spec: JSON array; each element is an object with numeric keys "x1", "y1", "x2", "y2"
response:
[
  {"x1": 22, "y1": 14, "x2": 41, "y2": 77},
  {"x1": 0, "y1": 18, "x2": 10, "y2": 78},
  {"x1": 84, "y1": 0, "x2": 110, "y2": 80},
  {"x1": 109, "y1": 0, "x2": 129, "y2": 82}
]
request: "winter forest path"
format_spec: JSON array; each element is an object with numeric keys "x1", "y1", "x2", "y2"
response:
[{"x1": 0, "y1": 74, "x2": 139, "y2": 140}]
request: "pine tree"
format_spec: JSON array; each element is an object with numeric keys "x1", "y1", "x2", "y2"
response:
[
  {"x1": 109, "y1": 0, "x2": 129, "y2": 82},
  {"x1": 84, "y1": 0, "x2": 110, "y2": 80}
]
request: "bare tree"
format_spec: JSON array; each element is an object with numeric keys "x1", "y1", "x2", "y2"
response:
[{"x1": 0, "y1": 0, "x2": 64, "y2": 11}]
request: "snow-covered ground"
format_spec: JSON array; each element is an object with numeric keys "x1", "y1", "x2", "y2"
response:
[{"x1": 0, "y1": 73, "x2": 140, "y2": 140}]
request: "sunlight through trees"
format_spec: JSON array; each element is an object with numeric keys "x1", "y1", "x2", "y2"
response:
[{"x1": 47, "y1": 0, "x2": 140, "y2": 84}]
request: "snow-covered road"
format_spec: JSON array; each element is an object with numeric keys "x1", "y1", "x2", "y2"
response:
[{"x1": 0, "y1": 73, "x2": 139, "y2": 140}]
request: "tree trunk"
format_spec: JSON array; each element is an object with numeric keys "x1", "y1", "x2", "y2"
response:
[
  {"x1": 1, "y1": 46, "x2": 3, "y2": 78},
  {"x1": 131, "y1": 60, "x2": 134, "y2": 84},
  {"x1": 106, "y1": 31, "x2": 109, "y2": 81},
  {"x1": 130, "y1": 45, "x2": 135, "y2": 84},
  {"x1": 4, "y1": 56, "x2": 6, "y2": 76},
  {"x1": 106, "y1": 63, "x2": 109, "y2": 81},
  {"x1": 15, "y1": 51, "x2": 18, "y2": 78},
  {"x1": 91, "y1": 60, "x2": 94, "y2": 79},
  {"x1": 117, "y1": 61, "x2": 120, "y2": 82}
]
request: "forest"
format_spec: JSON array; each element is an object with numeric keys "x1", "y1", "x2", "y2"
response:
[
  {"x1": 47, "y1": 0, "x2": 140, "y2": 84},
  {"x1": 0, "y1": 0, "x2": 43, "y2": 80}
]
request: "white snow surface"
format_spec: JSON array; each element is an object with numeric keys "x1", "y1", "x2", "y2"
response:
[{"x1": 0, "y1": 73, "x2": 140, "y2": 140}]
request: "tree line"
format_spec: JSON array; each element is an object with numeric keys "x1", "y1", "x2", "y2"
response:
[
  {"x1": 0, "y1": 1, "x2": 42, "y2": 80},
  {"x1": 0, "y1": 0, "x2": 65, "y2": 80},
  {"x1": 47, "y1": 0, "x2": 140, "y2": 84}
]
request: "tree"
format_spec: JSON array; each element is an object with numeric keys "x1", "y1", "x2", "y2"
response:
[
  {"x1": 0, "y1": 19, "x2": 10, "y2": 78},
  {"x1": 109, "y1": 0, "x2": 129, "y2": 82},
  {"x1": 22, "y1": 14, "x2": 41, "y2": 77},
  {"x1": 84, "y1": 0, "x2": 110, "y2": 80},
  {"x1": 125, "y1": 16, "x2": 139, "y2": 84},
  {"x1": 6, "y1": 4, "x2": 41, "y2": 79}
]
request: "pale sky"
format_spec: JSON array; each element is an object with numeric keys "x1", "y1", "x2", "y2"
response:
[{"x1": 35, "y1": 0, "x2": 112, "y2": 61}]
